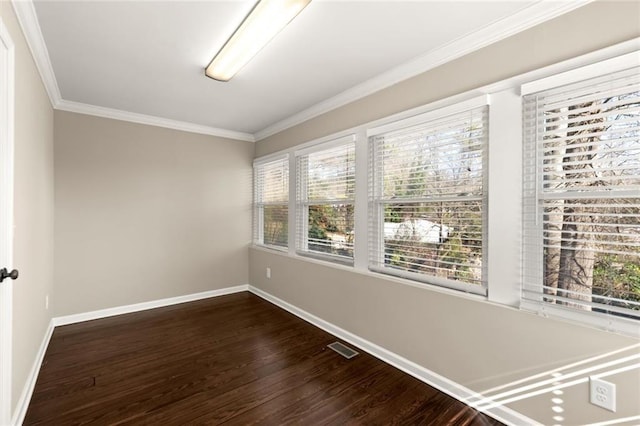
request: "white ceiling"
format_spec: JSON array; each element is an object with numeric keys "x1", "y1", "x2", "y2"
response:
[{"x1": 28, "y1": 1, "x2": 585, "y2": 141}]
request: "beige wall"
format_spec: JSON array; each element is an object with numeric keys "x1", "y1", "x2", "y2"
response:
[
  {"x1": 54, "y1": 111, "x2": 253, "y2": 316},
  {"x1": 251, "y1": 1, "x2": 640, "y2": 425},
  {"x1": 0, "y1": 3, "x2": 55, "y2": 417}
]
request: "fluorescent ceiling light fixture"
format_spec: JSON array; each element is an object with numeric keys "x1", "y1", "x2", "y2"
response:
[{"x1": 205, "y1": 0, "x2": 311, "y2": 82}]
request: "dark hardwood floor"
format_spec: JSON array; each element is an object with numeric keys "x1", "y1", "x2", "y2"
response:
[{"x1": 24, "y1": 292, "x2": 502, "y2": 425}]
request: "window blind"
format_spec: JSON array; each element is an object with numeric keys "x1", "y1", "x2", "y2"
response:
[
  {"x1": 522, "y1": 66, "x2": 640, "y2": 328},
  {"x1": 254, "y1": 156, "x2": 289, "y2": 249},
  {"x1": 296, "y1": 138, "x2": 355, "y2": 262},
  {"x1": 368, "y1": 105, "x2": 488, "y2": 293}
]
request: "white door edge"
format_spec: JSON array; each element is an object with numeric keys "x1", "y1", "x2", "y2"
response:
[{"x1": 0, "y1": 16, "x2": 15, "y2": 426}]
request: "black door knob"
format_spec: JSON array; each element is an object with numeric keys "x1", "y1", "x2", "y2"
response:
[{"x1": 0, "y1": 268, "x2": 18, "y2": 283}]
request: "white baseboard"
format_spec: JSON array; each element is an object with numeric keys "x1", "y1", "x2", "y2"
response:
[
  {"x1": 248, "y1": 285, "x2": 539, "y2": 426},
  {"x1": 53, "y1": 285, "x2": 249, "y2": 326},
  {"x1": 11, "y1": 319, "x2": 54, "y2": 426}
]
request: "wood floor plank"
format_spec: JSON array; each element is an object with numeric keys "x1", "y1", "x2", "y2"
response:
[
  {"x1": 24, "y1": 292, "x2": 502, "y2": 425},
  {"x1": 224, "y1": 354, "x2": 386, "y2": 425}
]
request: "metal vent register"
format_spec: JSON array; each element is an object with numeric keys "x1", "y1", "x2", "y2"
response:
[{"x1": 327, "y1": 342, "x2": 359, "y2": 359}]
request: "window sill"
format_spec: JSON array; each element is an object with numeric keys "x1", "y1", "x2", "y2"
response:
[{"x1": 250, "y1": 244, "x2": 489, "y2": 304}]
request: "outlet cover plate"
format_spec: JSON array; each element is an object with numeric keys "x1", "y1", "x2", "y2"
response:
[{"x1": 590, "y1": 377, "x2": 616, "y2": 412}]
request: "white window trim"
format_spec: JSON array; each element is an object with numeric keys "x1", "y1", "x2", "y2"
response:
[
  {"x1": 252, "y1": 38, "x2": 640, "y2": 337},
  {"x1": 486, "y1": 89, "x2": 522, "y2": 306},
  {"x1": 367, "y1": 97, "x2": 490, "y2": 296},
  {"x1": 521, "y1": 300, "x2": 640, "y2": 337},
  {"x1": 294, "y1": 134, "x2": 355, "y2": 157},
  {"x1": 252, "y1": 243, "x2": 489, "y2": 304},
  {"x1": 521, "y1": 50, "x2": 640, "y2": 95},
  {"x1": 367, "y1": 95, "x2": 489, "y2": 137},
  {"x1": 253, "y1": 152, "x2": 289, "y2": 168}
]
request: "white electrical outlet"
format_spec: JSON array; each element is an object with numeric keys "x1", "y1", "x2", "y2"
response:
[
  {"x1": 266, "y1": 267, "x2": 271, "y2": 279},
  {"x1": 590, "y1": 377, "x2": 616, "y2": 412},
  {"x1": 45, "y1": 295, "x2": 49, "y2": 310}
]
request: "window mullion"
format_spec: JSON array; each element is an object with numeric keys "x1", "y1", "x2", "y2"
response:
[{"x1": 486, "y1": 89, "x2": 522, "y2": 306}]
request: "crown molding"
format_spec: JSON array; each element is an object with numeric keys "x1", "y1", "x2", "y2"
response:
[
  {"x1": 56, "y1": 100, "x2": 256, "y2": 142},
  {"x1": 11, "y1": 0, "x2": 61, "y2": 105},
  {"x1": 253, "y1": 0, "x2": 593, "y2": 141}
]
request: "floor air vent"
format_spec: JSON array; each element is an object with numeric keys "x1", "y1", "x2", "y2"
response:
[{"x1": 328, "y1": 342, "x2": 359, "y2": 359}]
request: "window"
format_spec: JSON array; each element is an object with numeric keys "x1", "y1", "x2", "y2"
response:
[
  {"x1": 522, "y1": 65, "x2": 640, "y2": 329},
  {"x1": 254, "y1": 155, "x2": 289, "y2": 249},
  {"x1": 296, "y1": 136, "x2": 356, "y2": 263},
  {"x1": 368, "y1": 100, "x2": 488, "y2": 293}
]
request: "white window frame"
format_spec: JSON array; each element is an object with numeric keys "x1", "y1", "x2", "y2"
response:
[
  {"x1": 520, "y1": 51, "x2": 640, "y2": 336},
  {"x1": 367, "y1": 95, "x2": 490, "y2": 295},
  {"x1": 253, "y1": 153, "x2": 289, "y2": 251},
  {"x1": 295, "y1": 135, "x2": 356, "y2": 265}
]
